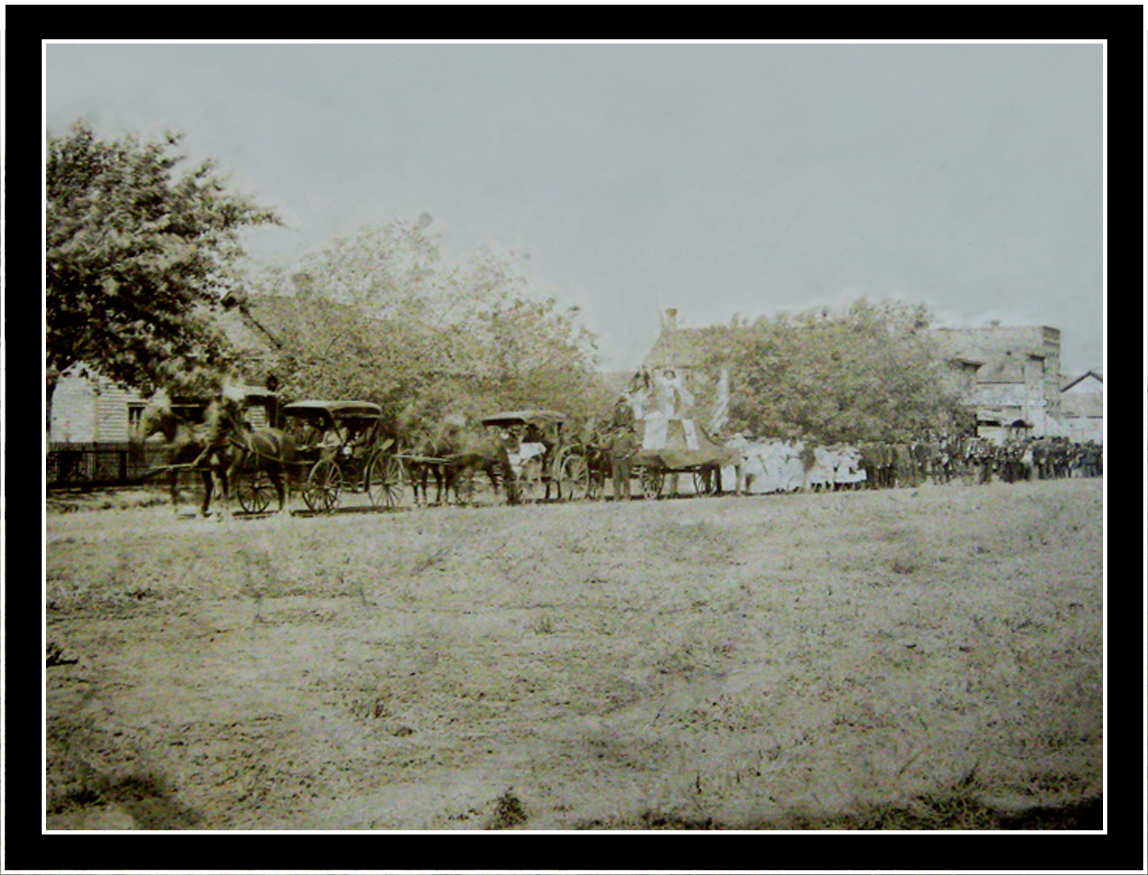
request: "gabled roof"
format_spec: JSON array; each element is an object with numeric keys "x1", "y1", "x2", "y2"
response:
[
  {"x1": 1060, "y1": 369, "x2": 1103, "y2": 393},
  {"x1": 642, "y1": 325, "x2": 745, "y2": 370}
]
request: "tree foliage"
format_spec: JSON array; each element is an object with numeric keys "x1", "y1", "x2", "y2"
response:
[
  {"x1": 720, "y1": 299, "x2": 968, "y2": 444},
  {"x1": 46, "y1": 120, "x2": 282, "y2": 396},
  {"x1": 248, "y1": 219, "x2": 606, "y2": 426}
]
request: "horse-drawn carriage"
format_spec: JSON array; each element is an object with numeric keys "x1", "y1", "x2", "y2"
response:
[
  {"x1": 233, "y1": 399, "x2": 405, "y2": 514},
  {"x1": 479, "y1": 410, "x2": 591, "y2": 503},
  {"x1": 632, "y1": 416, "x2": 742, "y2": 498}
]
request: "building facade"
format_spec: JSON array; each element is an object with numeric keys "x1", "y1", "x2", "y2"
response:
[
  {"x1": 933, "y1": 324, "x2": 1064, "y2": 442},
  {"x1": 640, "y1": 310, "x2": 1096, "y2": 444}
]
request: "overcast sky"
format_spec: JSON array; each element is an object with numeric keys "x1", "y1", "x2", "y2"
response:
[{"x1": 46, "y1": 41, "x2": 1104, "y2": 375}]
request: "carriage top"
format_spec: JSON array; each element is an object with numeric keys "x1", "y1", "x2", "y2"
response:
[
  {"x1": 281, "y1": 400, "x2": 384, "y2": 424},
  {"x1": 280, "y1": 400, "x2": 390, "y2": 456},
  {"x1": 480, "y1": 410, "x2": 568, "y2": 429}
]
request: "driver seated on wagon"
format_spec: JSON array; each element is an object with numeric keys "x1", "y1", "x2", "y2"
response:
[
  {"x1": 317, "y1": 419, "x2": 370, "y2": 460},
  {"x1": 519, "y1": 422, "x2": 549, "y2": 462}
]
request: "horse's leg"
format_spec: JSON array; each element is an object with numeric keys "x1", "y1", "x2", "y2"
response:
[
  {"x1": 273, "y1": 466, "x2": 287, "y2": 512},
  {"x1": 200, "y1": 468, "x2": 214, "y2": 517}
]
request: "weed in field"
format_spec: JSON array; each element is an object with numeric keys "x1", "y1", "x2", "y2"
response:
[
  {"x1": 488, "y1": 788, "x2": 528, "y2": 829},
  {"x1": 528, "y1": 614, "x2": 555, "y2": 634}
]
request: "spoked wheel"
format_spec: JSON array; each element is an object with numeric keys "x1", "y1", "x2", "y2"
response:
[
  {"x1": 692, "y1": 466, "x2": 719, "y2": 496},
  {"x1": 366, "y1": 453, "x2": 407, "y2": 509},
  {"x1": 303, "y1": 458, "x2": 341, "y2": 513},
  {"x1": 587, "y1": 470, "x2": 606, "y2": 501},
  {"x1": 639, "y1": 465, "x2": 665, "y2": 499},
  {"x1": 235, "y1": 468, "x2": 276, "y2": 514},
  {"x1": 557, "y1": 453, "x2": 590, "y2": 502}
]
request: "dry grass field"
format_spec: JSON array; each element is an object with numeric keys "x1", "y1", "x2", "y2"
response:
[{"x1": 44, "y1": 477, "x2": 1103, "y2": 830}]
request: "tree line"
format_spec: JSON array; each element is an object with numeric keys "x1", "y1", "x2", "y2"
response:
[{"x1": 47, "y1": 121, "x2": 966, "y2": 443}]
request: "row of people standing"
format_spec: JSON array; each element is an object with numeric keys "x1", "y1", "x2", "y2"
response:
[{"x1": 859, "y1": 436, "x2": 1102, "y2": 488}]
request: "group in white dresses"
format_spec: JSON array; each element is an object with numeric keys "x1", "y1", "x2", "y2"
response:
[{"x1": 722, "y1": 437, "x2": 867, "y2": 494}]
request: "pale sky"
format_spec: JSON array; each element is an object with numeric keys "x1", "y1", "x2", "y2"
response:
[{"x1": 46, "y1": 41, "x2": 1104, "y2": 376}]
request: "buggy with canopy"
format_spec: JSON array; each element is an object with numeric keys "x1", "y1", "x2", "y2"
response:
[
  {"x1": 235, "y1": 399, "x2": 405, "y2": 514},
  {"x1": 479, "y1": 409, "x2": 590, "y2": 503}
]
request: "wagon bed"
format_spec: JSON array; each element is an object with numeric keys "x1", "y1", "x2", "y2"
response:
[{"x1": 632, "y1": 417, "x2": 741, "y2": 497}]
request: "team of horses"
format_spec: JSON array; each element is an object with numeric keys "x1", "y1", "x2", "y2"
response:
[
  {"x1": 137, "y1": 396, "x2": 547, "y2": 516},
  {"x1": 138, "y1": 395, "x2": 298, "y2": 516}
]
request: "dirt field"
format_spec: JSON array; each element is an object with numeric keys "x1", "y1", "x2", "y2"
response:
[{"x1": 44, "y1": 477, "x2": 1104, "y2": 830}]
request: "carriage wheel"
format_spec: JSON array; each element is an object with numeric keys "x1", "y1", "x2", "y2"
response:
[
  {"x1": 587, "y1": 470, "x2": 606, "y2": 501},
  {"x1": 639, "y1": 465, "x2": 665, "y2": 499},
  {"x1": 366, "y1": 453, "x2": 406, "y2": 509},
  {"x1": 303, "y1": 458, "x2": 341, "y2": 513},
  {"x1": 692, "y1": 467, "x2": 718, "y2": 496},
  {"x1": 558, "y1": 453, "x2": 590, "y2": 501},
  {"x1": 236, "y1": 469, "x2": 276, "y2": 514}
]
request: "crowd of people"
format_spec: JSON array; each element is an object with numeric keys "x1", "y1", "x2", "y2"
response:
[{"x1": 726, "y1": 435, "x2": 1103, "y2": 495}]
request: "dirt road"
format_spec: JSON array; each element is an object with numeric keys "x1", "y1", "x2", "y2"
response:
[{"x1": 45, "y1": 478, "x2": 1103, "y2": 830}]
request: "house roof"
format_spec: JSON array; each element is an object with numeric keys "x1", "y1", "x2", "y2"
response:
[
  {"x1": 1060, "y1": 369, "x2": 1103, "y2": 393},
  {"x1": 642, "y1": 325, "x2": 744, "y2": 370}
]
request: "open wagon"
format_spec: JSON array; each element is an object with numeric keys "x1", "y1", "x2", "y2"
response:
[
  {"x1": 632, "y1": 416, "x2": 742, "y2": 498},
  {"x1": 479, "y1": 410, "x2": 590, "y2": 503},
  {"x1": 234, "y1": 400, "x2": 405, "y2": 514}
]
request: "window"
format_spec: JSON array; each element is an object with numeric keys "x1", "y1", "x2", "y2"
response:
[{"x1": 127, "y1": 403, "x2": 145, "y2": 438}]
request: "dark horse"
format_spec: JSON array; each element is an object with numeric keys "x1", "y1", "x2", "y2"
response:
[
  {"x1": 137, "y1": 398, "x2": 231, "y2": 516},
  {"x1": 410, "y1": 416, "x2": 513, "y2": 505},
  {"x1": 208, "y1": 396, "x2": 299, "y2": 513}
]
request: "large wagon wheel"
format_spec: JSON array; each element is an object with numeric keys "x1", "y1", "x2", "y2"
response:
[
  {"x1": 692, "y1": 465, "x2": 719, "y2": 496},
  {"x1": 639, "y1": 464, "x2": 665, "y2": 499},
  {"x1": 302, "y1": 458, "x2": 342, "y2": 513},
  {"x1": 366, "y1": 452, "x2": 407, "y2": 509},
  {"x1": 557, "y1": 452, "x2": 590, "y2": 501},
  {"x1": 587, "y1": 469, "x2": 606, "y2": 501},
  {"x1": 235, "y1": 468, "x2": 276, "y2": 514}
]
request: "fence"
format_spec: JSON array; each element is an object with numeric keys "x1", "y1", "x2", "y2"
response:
[{"x1": 47, "y1": 442, "x2": 174, "y2": 488}]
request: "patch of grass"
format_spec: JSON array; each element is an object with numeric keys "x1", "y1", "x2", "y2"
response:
[
  {"x1": 572, "y1": 794, "x2": 1102, "y2": 830},
  {"x1": 488, "y1": 788, "x2": 528, "y2": 829},
  {"x1": 528, "y1": 614, "x2": 556, "y2": 634}
]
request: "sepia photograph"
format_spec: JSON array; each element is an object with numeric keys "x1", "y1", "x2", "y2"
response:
[{"x1": 42, "y1": 38, "x2": 1106, "y2": 845}]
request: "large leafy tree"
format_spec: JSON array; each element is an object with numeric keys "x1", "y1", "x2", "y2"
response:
[
  {"x1": 46, "y1": 120, "x2": 282, "y2": 399},
  {"x1": 249, "y1": 220, "x2": 605, "y2": 425},
  {"x1": 720, "y1": 299, "x2": 968, "y2": 444}
]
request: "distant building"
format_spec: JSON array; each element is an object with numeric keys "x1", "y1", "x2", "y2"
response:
[
  {"x1": 48, "y1": 295, "x2": 285, "y2": 445},
  {"x1": 933, "y1": 324, "x2": 1063, "y2": 442},
  {"x1": 639, "y1": 308, "x2": 745, "y2": 433},
  {"x1": 639, "y1": 310, "x2": 1097, "y2": 444},
  {"x1": 1056, "y1": 368, "x2": 1103, "y2": 443}
]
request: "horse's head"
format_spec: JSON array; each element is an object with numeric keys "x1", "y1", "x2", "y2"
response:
[
  {"x1": 205, "y1": 395, "x2": 248, "y2": 445},
  {"x1": 137, "y1": 398, "x2": 176, "y2": 443}
]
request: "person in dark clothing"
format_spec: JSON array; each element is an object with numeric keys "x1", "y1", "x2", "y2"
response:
[{"x1": 608, "y1": 427, "x2": 639, "y2": 500}]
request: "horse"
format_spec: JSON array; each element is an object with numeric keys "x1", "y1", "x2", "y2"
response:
[
  {"x1": 445, "y1": 425, "x2": 514, "y2": 504},
  {"x1": 207, "y1": 396, "x2": 299, "y2": 513},
  {"x1": 405, "y1": 420, "x2": 454, "y2": 506},
  {"x1": 575, "y1": 418, "x2": 614, "y2": 500},
  {"x1": 137, "y1": 398, "x2": 231, "y2": 516}
]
